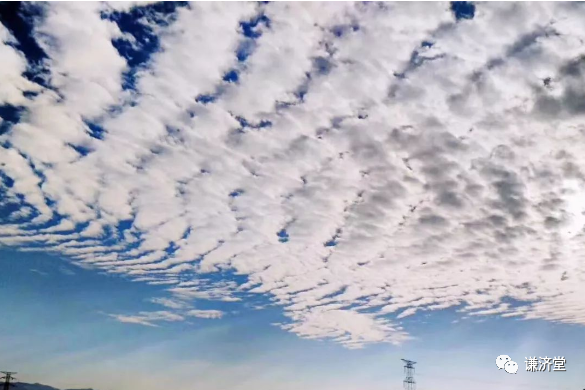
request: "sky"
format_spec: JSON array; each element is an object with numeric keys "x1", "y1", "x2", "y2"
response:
[{"x1": 0, "y1": 1, "x2": 585, "y2": 389}]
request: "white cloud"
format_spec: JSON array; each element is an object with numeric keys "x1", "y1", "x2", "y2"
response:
[
  {"x1": 3, "y1": 2, "x2": 585, "y2": 348},
  {"x1": 280, "y1": 307, "x2": 410, "y2": 349},
  {"x1": 186, "y1": 309, "x2": 225, "y2": 319},
  {"x1": 30, "y1": 268, "x2": 49, "y2": 277},
  {"x1": 33, "y1": 2, "x2": 127, "y2": 118},
  {"x1": 150, "y1": 297, "x2": 190, "y2": 310},
  {"x1": 109, "y1": 311, "x2": 185, "y2": 327},
  {"x1": 0, "y1": 23, "x2": 41, "y2": 105}
]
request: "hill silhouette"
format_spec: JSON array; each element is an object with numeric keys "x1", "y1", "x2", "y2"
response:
[{"x1": 13, "y1": 382, "x2": 93, "y2": 390}]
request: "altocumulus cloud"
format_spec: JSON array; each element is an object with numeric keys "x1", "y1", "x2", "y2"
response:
[{"x1": 2, "y1": 1, "x2": 585, "y2": 348}]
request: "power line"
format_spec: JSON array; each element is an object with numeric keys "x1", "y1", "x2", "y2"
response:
[
  {"x1": 401, "y1": 359, "x2": 416, "y2": 390},
  {"x1": 1, "y1": 372, "x2": 17, "y2": 390}
]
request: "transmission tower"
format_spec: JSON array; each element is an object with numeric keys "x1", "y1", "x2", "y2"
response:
[
  {"x1": 401, "y1": 359, "x2": 416, "y2": 390},
  {"x1": 1, "y1": 372, "x2": 17, "y2": 390}
]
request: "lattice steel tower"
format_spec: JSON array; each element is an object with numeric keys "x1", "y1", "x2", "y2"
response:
[
  {"x1": 401, "y1": 359, "x2": 416, "y2": 390},
  {"x1": 1, "y1": 372, "x2": 17, "y2": 390}
]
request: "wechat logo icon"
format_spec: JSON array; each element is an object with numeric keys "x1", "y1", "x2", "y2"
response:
[{"x1": 496, "y1": 355, "x2": 518, "y2": 374}]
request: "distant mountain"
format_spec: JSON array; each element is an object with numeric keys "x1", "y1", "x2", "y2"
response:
[{"x1": 14, "y1": 382, "x2": 94, "y2": 390}]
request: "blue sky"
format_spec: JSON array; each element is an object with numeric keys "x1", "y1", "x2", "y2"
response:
[
  {"x1": 2, "y1": 1, "x2": 585, "y2": 390},
  {"x1": 1, "y1": 248, "x2": 584, "y2": 390}
]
